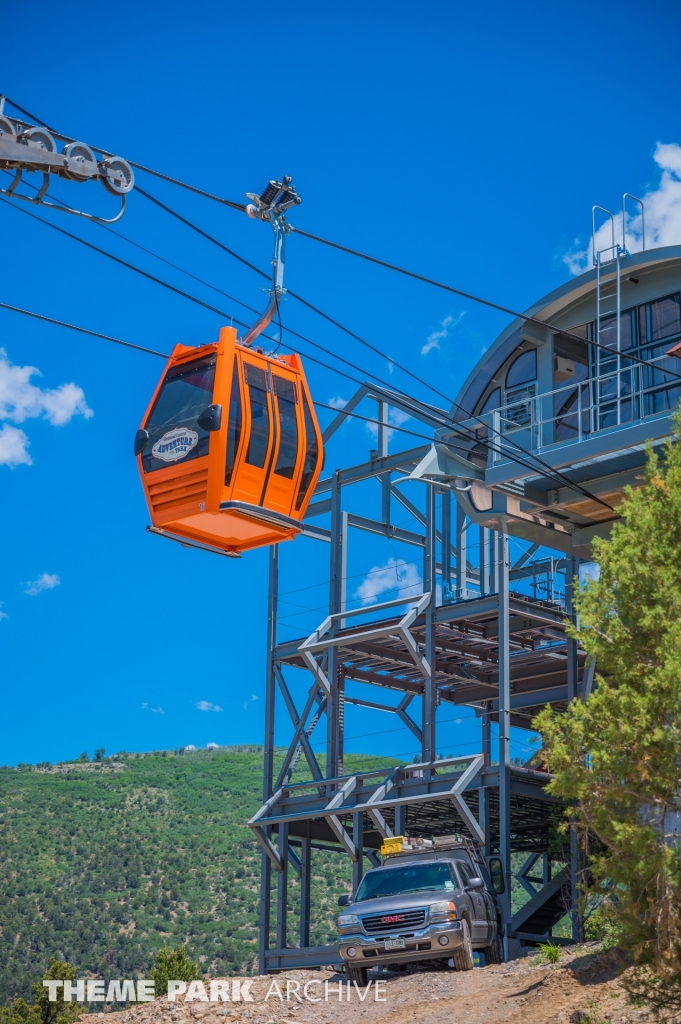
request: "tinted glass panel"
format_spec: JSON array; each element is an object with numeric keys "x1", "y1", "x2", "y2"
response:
[
  {"x1": 142, "y1": 356, "x2": 216, "y2": 474},
  {"x1": 650, "y1": 295, "x2": 681, "y2": 341},
  {"x1": 225, "y1": 359, "x2": 242, "y2": 486},
  {"x1": 505, "y1": 349, "x2": 536, "y2": 388},
  {"x1": 295, "y1": 392, "x2": 319, "y2": 510},
  {"x1": 244, "y1": 364, "x2": 270, "y2": 469},
  {"x1": 598, "y1": 309, "x2": 635, "y2": 351},
  {"x1": 273, "y1": 376, "x2": 299, "y2": 479},
  {"x1": 355, "y1": 862, "x2": 456, "y2": 901}
]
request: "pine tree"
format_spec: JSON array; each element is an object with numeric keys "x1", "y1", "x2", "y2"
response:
[{"x1": 535, "y1": 418, "x2": 681, "y2": 1016}]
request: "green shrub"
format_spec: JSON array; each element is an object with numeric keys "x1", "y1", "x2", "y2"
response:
[
  {"x1": 150, "y1": 945, "x2": 201, "y2": 999},
  {"x1": 537, "y1": 941, "x2": 561, "y2": 964}
]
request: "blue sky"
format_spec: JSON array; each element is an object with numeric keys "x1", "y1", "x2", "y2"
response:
[{"x1": 1, "y1": 0, "x2": 680, "y2": 766}]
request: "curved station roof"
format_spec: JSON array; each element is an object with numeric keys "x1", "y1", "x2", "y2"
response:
[{"x1": 442, "y1": 245, "x2": 681, "y2": 557}]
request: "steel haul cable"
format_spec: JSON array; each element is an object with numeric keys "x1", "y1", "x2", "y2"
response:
[
  {"x1": 0, "y1": 291, "x2": 616, "y2": 511},
  {"x1": 0, "y1": 181, "x2": 621, "y2": 506},
  {"x1": 0, "y1": 98, "x2": 629, "y2": 506},
  {"x1": 5, "y1": 96, "x2": 675, "y2": 388}
]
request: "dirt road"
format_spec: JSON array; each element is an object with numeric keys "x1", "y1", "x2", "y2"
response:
[{"x1": 102, "y1": 946, "x2": 652, "y2": 1024}]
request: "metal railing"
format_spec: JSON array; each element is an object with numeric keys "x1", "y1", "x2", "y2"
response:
[{"x1": 481, "y1": 347, "x2": 681, "y2": 463}]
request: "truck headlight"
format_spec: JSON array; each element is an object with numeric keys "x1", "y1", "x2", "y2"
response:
[
  {"x1": 429, "y1": 900, "x2": 457, "y2": 922},
  {"x1": 338, "y1": 913, "x2": 360, "y2": 926}
]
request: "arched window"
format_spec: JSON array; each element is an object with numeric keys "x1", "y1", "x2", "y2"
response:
[
  {"x1": 506, "y1": 350, "x2": 536, "y2": 389},
  {"x1": 478, "y1": 387, "x2": 501, "y2": 416}
]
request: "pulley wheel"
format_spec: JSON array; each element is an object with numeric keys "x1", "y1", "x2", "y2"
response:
[
  {"x1": 20, "y1": 127, "x2": 56, "y2": 153},
  {"x1": 62, "y1": 141, "x2": 96, "y2": 180},
  {"x1": 0, "y1": 115, "x2": 16, "y2": 138},
  {"x1": 100, "y1": 156, "x2": 134, "y2": 195}
]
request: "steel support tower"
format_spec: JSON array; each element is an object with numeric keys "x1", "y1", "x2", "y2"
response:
[{"x1": 250, "y1": 383, "x2": 583, "y2": 970}]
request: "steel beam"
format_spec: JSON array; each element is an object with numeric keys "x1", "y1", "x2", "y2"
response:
[{"x1": 497, "y1": 531, "x2": 513, "y2": 943}]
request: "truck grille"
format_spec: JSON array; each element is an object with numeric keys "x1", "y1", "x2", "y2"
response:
[{"x1": 362, "y1": 909, "x2": 426, "y2": 935}]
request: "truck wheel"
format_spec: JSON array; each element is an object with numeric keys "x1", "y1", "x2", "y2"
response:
[
  {"x1": 346, "y1": 965, "x2": 368, "y2": 987},
  {"x1": 453, "y1": 919, "x2": 475, "y2": 971},
  {"x1": 483, "y1": 926, "x2": 504, "y2": 964}
]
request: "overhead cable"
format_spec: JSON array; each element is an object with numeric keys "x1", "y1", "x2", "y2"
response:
[
  {"x1": 0, "y1": 289, "x2": 614, "y2": 510},
  {"x1": 2, "y1": 95, "x2": 247, "y2": 212},
  {"x1": 292, "y1": 225, "x2": 681, "y2": 387},
  {"x1": 121, "y1": 187, "x2": 617, "y2": 504},
  {"x1": 4, "y1": 96, "x2": 675, "y2": 385},
  {"x1": 1, "y1": 185, "x2": 614, "y2": 505},
  {"x1": 0, "y1": 301, "x2": 169, "y2": 358},
  {"x1": 136, "y1": 185, "x2": 462, "y2": 407}
]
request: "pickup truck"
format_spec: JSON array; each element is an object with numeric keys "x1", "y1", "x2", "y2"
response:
[{"x1": 337, "y1": 835, "x2": 504, "y2": 984}]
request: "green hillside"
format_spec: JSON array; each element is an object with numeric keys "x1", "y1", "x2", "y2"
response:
[{"x1": 0, "y1": 748, "x2": 395, "y2": 1005}]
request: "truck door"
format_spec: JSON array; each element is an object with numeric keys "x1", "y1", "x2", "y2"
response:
[{"x1": 458, "y1": 860, "x2": 490, "y2": 944}]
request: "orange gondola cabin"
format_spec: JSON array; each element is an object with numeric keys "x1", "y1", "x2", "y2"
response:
[{"x1": 135, "y1": 326, "x2": 323, "y2": 556}]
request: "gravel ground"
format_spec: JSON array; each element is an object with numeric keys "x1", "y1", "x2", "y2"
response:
[{"x1": 92, "y1": 946, "x2": 652, "y2": 1024}]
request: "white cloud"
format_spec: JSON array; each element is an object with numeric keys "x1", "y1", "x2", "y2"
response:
[
  {"x1": 23, "y1": 572, "x2": 60, "y2": 596},
  {"x1": 421, "y1": 313, "x2": 465, "y2": 356},
  {"x1": 151, "y1": 706, "x2": 164, "y2": 714},
  {"x1": 355, "y1": 557, "x2": 422, "y2": 606},
  {"x1": 251, "y1": 694, "x2": 259, "y2": 701},
  {"x1": 0, "y1": 603, "x2": 8, "y2": 622},
  {"x1": 206, "y1": 742, "x2": 219, "y2": 750},
  {"x1": 0, "y1": 424, "x2": 32, "y2": 467},
  {"x1": 185, "y1": 744, "x2": 196, "y2": 751},
  {"x1": 565, "y1": 142, "x2": 681, "y2": 275},
  {"x1": 328, "y1": 396, "x2": 347, "y2": 410},
  {"x1": 366, "y1": 406, "x2": 412, "y2": 443},
  {"x1": 0, "y1": 350, "x2": 92, "y2": 466},
  {"x1": 196, "y1": 700, "x2": 223, "y2": 712}
]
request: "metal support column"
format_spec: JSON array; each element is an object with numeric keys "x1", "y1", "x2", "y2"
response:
[
  {"x1": 480, "y1": 700, "x2": 491, "y2": 858},
  {"x1": 299, "y1": 837, "x2": 311, "y2": 948},
  {"x1": 564, "y1": 556, "x2": 583, "y2": 941},
  {"x1": 276, "y1": 823, "x2": 289, "y2": 951},
  {"x1": 258, "y1": 545, "x2": 278, "y2": 974},
  {"x1": 455, "y1": 503, "x2": 467, "y2": 596},
  {"x1": 442, "y1": 490, "x2": 452, "y2": 597},
  {"x1": 565, "y1": 556, "x2": 579, "y2": 702},
  {"x1": 490, "y1": 529, "x2": 499, "y2": 593},
  {"x1": 497, "y1": 531, "x2": 513, "y2": 944},
  {"x1": 378, "y1": 401, "x2": 391, "y2": 524},
  {"x1": 422, "y1": 486, "x2": 437, "y2": 761},
  {"x1": 327, "y1": 471, "x2": 344, "y2": 779},
  {"x1": 480, "y1": 526, "x2": 489, "y2": 595},
  {"x1": 352, "y1": 813, "x2": 364, "y2": 895}
]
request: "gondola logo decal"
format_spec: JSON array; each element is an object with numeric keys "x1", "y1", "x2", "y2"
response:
[{"x1": 152, "y1": 428, "x2": 199, "y2": 462}]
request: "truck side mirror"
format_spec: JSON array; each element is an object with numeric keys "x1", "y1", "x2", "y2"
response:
[
  {"x1": 337, "y1": 894, "x2": 352, "y2": 907},
  {"x1": 466, "y1": 876, "x2": 484, "y2": 890},
  {"x1": 488, "y1": 858, "x2": 505, "y2": 895},
  {"x1": 197, "y1": 404, "x2": 222, "y2": 432}
]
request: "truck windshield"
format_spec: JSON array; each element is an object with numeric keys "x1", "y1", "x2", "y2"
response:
[{"x1": 355, "y1": 862, "x2": 456, "y2": 902}]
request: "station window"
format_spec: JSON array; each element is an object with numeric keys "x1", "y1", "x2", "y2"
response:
[
  {"x1": 647, "y1": 294, "x2": 681, "y2": 342},
  {"x1": 505, "y1": 349, "x2": 536, "y2": 389},
  {"x1": 479, "y1": 387, "x2": 501, "y2": 415}
]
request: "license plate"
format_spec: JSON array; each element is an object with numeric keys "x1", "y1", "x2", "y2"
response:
[{"x1": 384, "y1": 938, "x2": 406, "y2": 951}]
